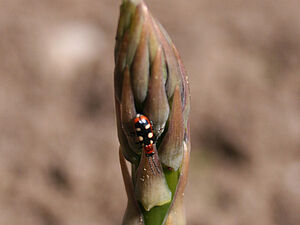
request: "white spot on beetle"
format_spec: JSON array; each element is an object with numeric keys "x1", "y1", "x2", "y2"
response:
[
  {"x1": 136, "y1": 128, "x2": 141, "y2": 132},
  {"x1": 150, "y1": 140, "x2": 154, "y2": 144},
  {"x1": 148, "y1": 132, "x2": 153, "y2": 138},
  {"x1": 145, "y1": 124, "x2": 150, "y2": 129},
  {"x1": 139, "y1": 136, "x2": 143, "y2": 141}
]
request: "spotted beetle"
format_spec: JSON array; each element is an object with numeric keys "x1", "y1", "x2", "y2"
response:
[
  {"x1": 133, "y1": 114, "x2": 155, "y2": 156},
  {"x1": 133, "y1": 114, "x2": 161, "y2": 175}
]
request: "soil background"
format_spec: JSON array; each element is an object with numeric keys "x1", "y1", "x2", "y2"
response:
[{"x1": 0, "y1": 0, "x2": 299, "y2": 225}]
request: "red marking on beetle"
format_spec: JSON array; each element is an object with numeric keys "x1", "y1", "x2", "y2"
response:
[
  {"x1": 134, "y1": 116, "x2": 140, "y2": 124},
  {"x1": 144, "y1": 144, "x2": 155, "y2": 156}
]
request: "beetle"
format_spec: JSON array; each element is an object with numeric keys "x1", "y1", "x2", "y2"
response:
[
  {"x1": 133, "y1": 114, "x2": 155, "y2": 156},
  {"x1": 133, "y1": 114, "x2": 160, "y2": 175}
]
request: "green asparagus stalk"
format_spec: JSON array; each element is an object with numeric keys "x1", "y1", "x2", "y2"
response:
[{"x1": 114, "y1": 1, "x2": 191, "y2": 224}]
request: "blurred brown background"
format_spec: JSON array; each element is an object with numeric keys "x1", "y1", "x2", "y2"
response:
[{"x1": 0, "y1": 0, "x2": 300, "y2": 225}]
